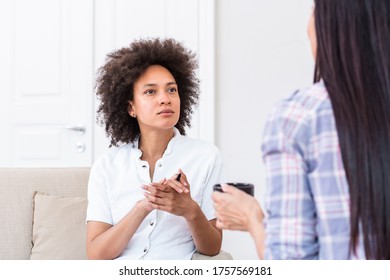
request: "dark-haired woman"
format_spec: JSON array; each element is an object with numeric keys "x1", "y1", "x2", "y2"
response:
[
  {"x1": 86, "y1": 38, "x2": 225, "y2": 259},
  {"x1": 213, "y1": 0, "x2": 390, "y2": 259}
]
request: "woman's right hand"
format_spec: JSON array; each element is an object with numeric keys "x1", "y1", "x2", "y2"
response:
[
  {"x1": 212, "y1": 184, "x2": 266, "y2": 259},
  {"x1": 135, "y1": 198, "x2": 154, "y2": 214},
  {"x1": 142, "y1": 172, "x2": 196, "y2": 218},
  {"x1": 212, "y1": 184, "x2": 264, "y2": 233}
]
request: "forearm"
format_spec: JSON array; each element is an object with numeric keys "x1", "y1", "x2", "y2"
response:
[
  {"x1": 249, "y1": 219, "x2": 265, "y2": 259},
  {"x1": 87, "y1": 205, "x2": 150, "y2": 259},
  {"x1": 185, "y1": 202, "x2": 222, "y2": 256},
  {"x1": 248, "y1": 201, "x2": 265, "y2": 259}
]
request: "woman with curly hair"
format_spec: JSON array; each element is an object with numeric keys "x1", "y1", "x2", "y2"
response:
[{"x1": 86, "y1": 38, "x2": 225, "y2": 259}]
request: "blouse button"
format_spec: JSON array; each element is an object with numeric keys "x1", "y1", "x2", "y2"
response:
[
  {"x1": 142, "y1": 165, "x2": 147, "y2": 168},
  {"x1": 150, "y1": 220, "x2": 154, "y2": 226},
  {"x1": 143, "y1": 247, "x2": 148, "y2": 253},
  {"x1": 158, "y1": 163, "x2": 162, "y2": 168}
]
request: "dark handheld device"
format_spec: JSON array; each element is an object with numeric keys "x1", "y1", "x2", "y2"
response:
[{"x1": 175, "y1": 173, "x2": 182, "y2": 182}]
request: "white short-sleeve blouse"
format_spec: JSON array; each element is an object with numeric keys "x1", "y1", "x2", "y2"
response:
[{"x1": 86, "y1": 128, "x2": 226, "y2": 259}]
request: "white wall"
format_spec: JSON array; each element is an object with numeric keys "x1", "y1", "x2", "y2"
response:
[{"x1": 215, "y1": 0, "x2": 314, "y2": 259}]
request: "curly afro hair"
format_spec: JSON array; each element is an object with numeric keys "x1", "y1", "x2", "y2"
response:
[{"x1": 96, "y1": 37, "x2": 200, "y2": 146}]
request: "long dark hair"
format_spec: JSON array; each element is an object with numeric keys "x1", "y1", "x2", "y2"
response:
[{"x1": 314, "y1": 0, "x2": 390, "y2": 259}]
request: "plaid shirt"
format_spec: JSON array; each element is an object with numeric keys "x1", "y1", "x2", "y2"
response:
[{"x1": 262, "y1": 81, "x2": 365, "y2": 259}]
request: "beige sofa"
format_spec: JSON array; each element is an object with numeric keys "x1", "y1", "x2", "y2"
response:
[{"x1": 0, "y1": 168, "x2": 232, "y2": 260}]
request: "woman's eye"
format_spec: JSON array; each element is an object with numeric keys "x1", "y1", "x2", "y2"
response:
[
  {"x1": 144, "y1": 89, "x2": 156, "y2": 95},
  {"x1": 168, "y1": 87, "x2": 177, "y2": 93}
]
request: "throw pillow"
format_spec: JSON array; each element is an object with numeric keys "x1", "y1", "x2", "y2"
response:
[{"x1": 30, "y1": 192, "x2": 88, "y2": 259}]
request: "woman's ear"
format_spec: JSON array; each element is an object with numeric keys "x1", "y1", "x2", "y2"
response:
[
  {"x1": 127, "y1": 101, "x2": 136, "y2": 118},
  {"x1": 307, "y1": 7, "x2": 317, "y2": 60}
]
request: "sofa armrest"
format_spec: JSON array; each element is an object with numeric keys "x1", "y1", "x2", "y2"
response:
[{"x1": 191, "y1": 250, "x2": 233, "y2": 260}]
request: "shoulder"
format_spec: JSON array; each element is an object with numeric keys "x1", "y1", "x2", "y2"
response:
[
  {"x1": 262, "y1": 82, "x2": 333, "y2": 158},
  {"x1": 269, "y1": 81, "x2": 330, "y2": 125},
  {"x1": 175, "y1": 135, "x2": 223, "y2": 161},
  {"x1": 264, "y1": 82, "x2": 331, "y2": 137},
  {"x1": 91, "y1": 144, "x2": 134, "y2": 171},
  {"x1": 178, "y1": 135, "x2": 220, "y2": 152}
]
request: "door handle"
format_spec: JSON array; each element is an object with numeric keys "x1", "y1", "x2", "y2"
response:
[{"x1": 63, "y1": 125, "x2": 86, "y2": 135}]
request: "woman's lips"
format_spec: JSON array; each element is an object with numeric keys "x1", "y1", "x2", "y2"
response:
[{"x1": 158, "y1": 109, "x2": 174, "y2": 115}]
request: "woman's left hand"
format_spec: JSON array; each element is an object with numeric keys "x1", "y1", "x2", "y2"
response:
[{"x1": 143, "y1": 170, "x2": 197, "y2": 218}]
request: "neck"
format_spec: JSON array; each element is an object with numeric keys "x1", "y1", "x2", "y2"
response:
[{"x1": 139, "y1": 128, "x2": 175, "y2": 160}]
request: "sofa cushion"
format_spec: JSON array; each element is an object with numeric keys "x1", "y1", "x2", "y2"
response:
[
  {"x1": 30, "y1": 192, "x2": 88, "y2": 260},
  {"x1": 0, "y1": 168, "x2": 90, "y2": 260}
]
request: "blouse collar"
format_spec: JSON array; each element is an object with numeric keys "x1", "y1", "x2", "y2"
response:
[{"x1": 130, "y1": 127, "x2": 181, "y2": 158}]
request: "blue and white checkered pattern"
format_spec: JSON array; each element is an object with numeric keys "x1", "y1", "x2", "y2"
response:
[{"x1": 261, "y1": 81, "x2": 365, "y2": 259}]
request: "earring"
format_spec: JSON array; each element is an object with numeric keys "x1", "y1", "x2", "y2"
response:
[{"x1": 132, "y1": 113, "x2": 136, "y2": 118}]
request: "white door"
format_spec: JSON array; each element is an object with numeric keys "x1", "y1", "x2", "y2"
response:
[{"x1": 0, "y1": 0, "x2": 93, "y2": 167}]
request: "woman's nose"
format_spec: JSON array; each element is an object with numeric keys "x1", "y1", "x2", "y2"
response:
[{"x1": 159, "y1": 91, "x2": 171, "y2": 105}]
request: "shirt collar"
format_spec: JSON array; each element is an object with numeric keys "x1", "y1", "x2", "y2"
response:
[
  {"x1": 130, "y1": 127, "x2": 181, "y2": 158},
  {"x1": 164, "y1": 127, "x2": 180, "y2": 156}
]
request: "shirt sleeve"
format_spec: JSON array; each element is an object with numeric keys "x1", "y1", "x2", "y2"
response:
[
  {"x1": 86, "y1": 157, "x2": 113, "y2": 225},
  {"x1": 262, "y1": 98, "x2": 319, "y2": 259},
  {"x1": 201, "y1": 147, "x2": 227, "y2": 221}
]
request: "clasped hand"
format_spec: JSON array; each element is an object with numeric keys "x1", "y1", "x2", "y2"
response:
[{"x1": 142, "y1": 170, "x2": 197, "y2": 218}]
